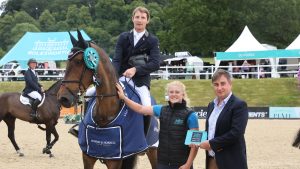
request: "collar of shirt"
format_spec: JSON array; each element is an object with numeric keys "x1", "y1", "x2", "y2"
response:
[
  {"x1": 30, "y1": 69, "x2": 36, "y2": 75},
  {"x1": 213, "y1": 92, "x2": 232, "y2": 107},
  {"x1": 133, "y1": 29, "x2": 146, "y2": 44}
]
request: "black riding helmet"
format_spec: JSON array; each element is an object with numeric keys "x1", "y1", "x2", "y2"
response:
[{"x1": 27, "y1": 58, "x2": 37, "y2": 65}]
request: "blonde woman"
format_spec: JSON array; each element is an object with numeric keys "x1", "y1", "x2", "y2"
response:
[{"x1": 116, "y1": 81, "x2": 199, "y2": 169}]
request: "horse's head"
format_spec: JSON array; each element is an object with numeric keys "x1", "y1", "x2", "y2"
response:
[{"x1": 58, "y1": 30, "x2": 96, "y2": 107}]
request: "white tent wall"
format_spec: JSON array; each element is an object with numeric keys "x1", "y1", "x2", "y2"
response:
[{"x1": 284, "y1": 34, "x2": 300, "y2": 70}]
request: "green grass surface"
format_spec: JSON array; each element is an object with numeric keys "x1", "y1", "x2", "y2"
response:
[{"x1": 0, "y1": 78, "x2": 299, "y2": 107}]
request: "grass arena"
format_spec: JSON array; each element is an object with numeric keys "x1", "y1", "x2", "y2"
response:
[{"x1": 0, "y1": 119, "x2": 299, "y2": 169}]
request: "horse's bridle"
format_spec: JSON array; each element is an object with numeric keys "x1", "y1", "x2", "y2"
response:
[
  {"x1": 61, "y1": 46, "x2": 118, "y2": 102},
  {"x1": 61, "y1": 48, "x2": 89, "y2": 99}
]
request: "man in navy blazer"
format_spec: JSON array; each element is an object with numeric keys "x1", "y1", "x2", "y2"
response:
[
  {"x1": 23, "y1": 58, "x2": 44, "y2": 117},
  {"x1": 112, "y1": 6, "x2": 160, "y2": 106},
  {"x1": 199, "y1": 69, "x2": 248, "y2": 169}
]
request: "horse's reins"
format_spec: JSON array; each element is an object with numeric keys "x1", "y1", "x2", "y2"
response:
[{"x1": 61, "y1": 46, "x2": 118, "y2": 103}]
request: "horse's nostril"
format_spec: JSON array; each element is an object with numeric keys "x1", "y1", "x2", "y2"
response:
[{"x1": 59, "y1": 97, "x2": 71, "y2": 108}]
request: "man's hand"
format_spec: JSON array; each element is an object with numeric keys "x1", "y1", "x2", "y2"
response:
[
  {"x1": 41, "y1": 87, "x2": 44, "y2": 93},
  {"x1": 199, "y1": 140, "x2": 211, "y2": 150},
  {"x1": 123, "y1": 67, "x2": 136, "y2": 78}
]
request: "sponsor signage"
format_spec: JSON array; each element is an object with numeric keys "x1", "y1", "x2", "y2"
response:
[
  {"x1": 192, "y1": 107, "x2": 300, "y2": 119},
  {"x1": 248, "y1": 107, "x2": 269, "y2": 119},
  {"x1": 269, "y1": 107, "x2": 300, "y2": 119},
  {"x1": 193, "y1": 107, "x2": 208, "y2": 119}
]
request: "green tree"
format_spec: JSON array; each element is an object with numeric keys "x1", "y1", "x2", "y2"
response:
[
  {"x1": 85, "y1": 27, "x2": 113, "y2": 54},
  {"x1": 248, "y1": 0, "x2": 300, "y2": 49},
  {"x1": 9, "y1": 23, "x2": 40, "y2": 49},
  {"x1": 55, "y1": 21, "x2": 69, "y2": 31},
  {"x1": 39, "y1": 9, "x2": 56, "y2": 31},
  {"x1": 14, "y1": 11, "x2": 39, "y2": 28},
  {"x1": 21, "y1": 0, "x2": 50, "y2": 19},
  {"x1": 66, "y1": 5, "x2": 81, "y2": 29},
  {"x1": 78, "y1": 6, "x2": 93, "y2": 27},
  {"x1": 158, "y1": 0, "x2": 214, "y2": 55},
  {"x1": 1, "y1": 0, "x2": 24, "y2": 16},
  {"x1": 0, "y1": 15, "x2": 15, "y2": 51},
  {"x1": 0, "y1": 48, "x2": 5, "y2": 59},
  {"x1": 94, "y1": 0, "x2": 128, "y2": 36}
]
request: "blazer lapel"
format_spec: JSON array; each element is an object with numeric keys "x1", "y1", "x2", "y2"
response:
[
  {"x1": 215, "y1": 95, "x2": 235, "y2": 130},
  {"x1": 129, "y1": 30, "x2": 134, "y2": 47}
]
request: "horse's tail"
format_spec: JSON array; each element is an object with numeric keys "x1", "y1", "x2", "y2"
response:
[
  {"x1": 292, "y1": 128, "x2": 300, "y2": 148},
  {"x1": 37, "y1": 124, "x2": 46, "y2": 131},
  {"x1": 121, "y1": 155, "x2": 137, "y2": 169}
]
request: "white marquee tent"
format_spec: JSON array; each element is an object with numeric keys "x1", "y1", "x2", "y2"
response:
[{"x1": 215, "y1": 26, "x2": 279, "y2": 77}]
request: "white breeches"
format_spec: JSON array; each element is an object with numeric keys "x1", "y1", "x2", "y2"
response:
[
  {"x1": 28, "y1": 91, "x2": 42, "y2": 101},
  {"x1": 119, "y1": 76, "x2": 151, "y2": 106},
  {"x1": 85, "y1": 86, "x2": 96, "y2": 102}
]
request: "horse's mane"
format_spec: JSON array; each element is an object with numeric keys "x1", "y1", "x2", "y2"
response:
[{"x1": 45, "y1": 80, "x2": 62, "y2": 95}]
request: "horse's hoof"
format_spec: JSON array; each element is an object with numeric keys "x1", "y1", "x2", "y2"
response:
[
  {"x1": 68, "y1": 128, "x2": 79, "y2": 138},
  {"x1": 19, "y1": 153, "x2": 24, "y2": 157},
  {"x1": 42, "y1": 148, "x2": 46, "y2": 154},
  {"x1": 49, "y1": 154, "x2": 54, "y2": 158},
  {"x1": 42, "y1": 148, "x2": 51, "y2": 154}
]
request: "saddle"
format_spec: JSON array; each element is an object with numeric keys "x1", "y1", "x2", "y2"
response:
[{"x1": 19, "y1": 93, "x2": 45, "y2": 108}]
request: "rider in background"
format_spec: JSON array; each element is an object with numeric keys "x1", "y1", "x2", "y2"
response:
[
  {"x1": 23, "y1": 58, "x2": 44, "y2": 118},
  {"x1": 116, "y1": 81, "x2": 199, "y2": 169}
]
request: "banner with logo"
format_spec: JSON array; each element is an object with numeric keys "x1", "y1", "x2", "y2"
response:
[{"x1": 192, "y1": 106, "x2": 300, "y2": 119}]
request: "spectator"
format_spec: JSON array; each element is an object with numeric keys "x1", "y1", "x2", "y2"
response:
[{"x1": 241, "y1": 60, "x2": 250, "y2": 78}]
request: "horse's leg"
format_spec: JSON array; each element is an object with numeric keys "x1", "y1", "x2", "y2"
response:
[
  {"x1": 82, "y1": 152, "x2": 97, "y2": 169},
  {"x1": 105, "y1": 159, "x2": 123, "y2": 169},
  {"x1": 43, "y1": 124, "x2": 58, "y2": 157},
  {"x1": 49, "y1": 126, "x2": 59, "y2": 148},
  {"x1": 121, "y1": 155, "x2": 137, "y2": 169},
  {"x1": 292, "y1": 128, "x2": 300, "y2": 148},
  {"x1": 146, "y1": 147, "x2": 157, "y2": 169},
  {"x1": 3, "y1": 116, "x2": 24, "y2": 157}
]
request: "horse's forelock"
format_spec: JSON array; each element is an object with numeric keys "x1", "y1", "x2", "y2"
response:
[{"x1": 68, "y1": 47, "x2": 84, "y2": 60}]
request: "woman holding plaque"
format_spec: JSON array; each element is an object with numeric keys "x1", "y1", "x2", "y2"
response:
[{"x1": 116, "y1": 81, "x2": 199, "y2": 169}]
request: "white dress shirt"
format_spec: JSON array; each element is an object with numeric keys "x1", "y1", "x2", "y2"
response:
[
  {"x1": 133, "y1": 29, "x2": 145, "y2": 46},
  {"x1": 208, "y1": 92, "x2": 232, "y2": 157}
]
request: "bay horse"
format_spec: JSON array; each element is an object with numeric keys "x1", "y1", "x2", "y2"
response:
[
  {"x1": 0, "y1": 80, "x2": 62, "y2": 157},
  {"x1": 57, "y1": 30, "x2": 157, "y2": 169},
  {"x1": 292, "y1": 129, "x2": 300, "y2": 148}
]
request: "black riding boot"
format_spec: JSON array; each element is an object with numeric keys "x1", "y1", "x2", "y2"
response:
[{"x1": 30, "y1": 99, "x2": 41, "y2": 118}]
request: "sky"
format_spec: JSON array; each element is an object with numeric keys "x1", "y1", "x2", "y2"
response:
[{"x1": 0, "y1": 0, "x2": 6, "y2": 14}]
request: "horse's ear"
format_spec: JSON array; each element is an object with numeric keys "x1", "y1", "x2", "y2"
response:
[
  {"x1": 68, "y1": 31, "x2": 78, "y2": 47},
  {"x1": 77, "y1": 29, "x2": 88, "y2": 49}
]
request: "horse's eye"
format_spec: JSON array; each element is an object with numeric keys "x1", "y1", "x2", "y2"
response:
[{"x1": 74, "y1": 60, "x2": 82, "y2": 65}]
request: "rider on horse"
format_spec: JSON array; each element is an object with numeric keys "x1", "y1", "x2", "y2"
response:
[{"x1": 23, "y1": 58, "x2": 44, "y2": 118}]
